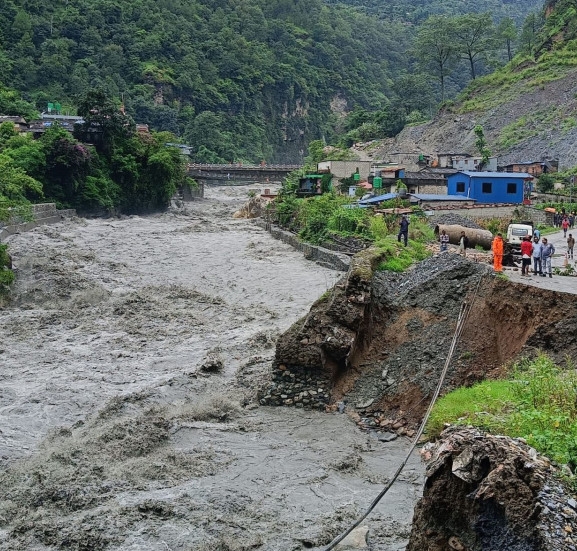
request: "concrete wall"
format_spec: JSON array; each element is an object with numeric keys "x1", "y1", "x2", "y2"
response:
[
  {"x1": 0, "y1": 203, "x2": 76, "y2": 241},
  {"x1": 182, "y1": 182, "x2": 205, "y2": 200},
  {"x1": 255, "y1": 220, "x2": 350, "y2": 271},
  {"x1": 429, "y1": 205, "x2": 554, "y2": 225}
]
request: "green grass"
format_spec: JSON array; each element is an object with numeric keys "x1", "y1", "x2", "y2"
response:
[
  {"x1": 455, "y1": 41, "x2": 577, "y2": 114},
  {"x1": 375, "y1": 235, "x2": 432, "y2": 272},
  {"x1": 427, "y1": 354, "x2": 577, "y2": 469}
]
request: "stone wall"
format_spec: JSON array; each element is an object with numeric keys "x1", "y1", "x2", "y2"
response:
[
  {"x1": 0, "y1": 203, "x2": 76, "y2": 241},
  {"x1": 255, "y1": 220, "x2": 351, "y2": 271},
  {"x1": 258, "y1": 365, "x2": 331, "y2": 409},
  {"x1": 430, "y1": 204, "x2": 554, "y2": 225},
  {"x1": 182, "y1": 182, "x2": 205, "y2": 200}
]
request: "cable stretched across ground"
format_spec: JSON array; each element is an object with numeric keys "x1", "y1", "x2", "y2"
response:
[{"x1": 323, "y1": 276, "x2": 483, "y2": 550}]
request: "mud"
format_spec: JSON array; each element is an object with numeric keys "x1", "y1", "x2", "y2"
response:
[{"x1": 0, "y1": 186, "x2": 423, "y2": 550}]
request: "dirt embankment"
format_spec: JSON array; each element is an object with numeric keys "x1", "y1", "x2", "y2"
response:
[
  {"x1": 265, "y1": 253, "x2": 577, "y2": 432},
  {"x1": 262, "y1": 251, "x2": 577, "y2": 549}
]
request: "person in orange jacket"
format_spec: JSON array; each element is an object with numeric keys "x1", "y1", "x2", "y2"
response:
[{"x1": 492, "y1": 233, "x2": 504, "y2": 272}]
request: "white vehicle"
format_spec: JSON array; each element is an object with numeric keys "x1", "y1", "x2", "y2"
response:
[{"x1": 506, "y1": 222, "x2": 533, "y2": 249}]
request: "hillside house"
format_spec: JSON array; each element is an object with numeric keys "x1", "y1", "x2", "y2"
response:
[
  {"x1": 499, "y1": 160, "x2": 559, "y2": 176},
  {"x1": 0, "y1": 116, "x2": 28, "y2": 132},
  {"x1": 447, "y1": 171, "x2": 533, "y2": 204},
  {"x1": 435, "y1": 152, "x2": 497, "y2": 171},
  {"x1": 379, "y1": 171, "x2": 447, "y2": 195}
]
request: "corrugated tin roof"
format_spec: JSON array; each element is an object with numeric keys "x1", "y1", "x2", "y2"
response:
[
  {"x1": 358, "y1": 192, "x2": 399, "y2": 204},
  {"x1": 457, "y1": 171, "x2": 533, "y2": 179},
  {"x1": 410, "y1": 194, "x2": 474, "y2": 201}
]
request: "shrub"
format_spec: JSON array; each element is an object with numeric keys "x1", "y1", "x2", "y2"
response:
[{"x1": 0, "y1": 243, "x2": 14, "y2": 297}]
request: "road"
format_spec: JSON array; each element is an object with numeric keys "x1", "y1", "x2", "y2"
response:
[{"x1": 504, "y1": 228, "x2": 577, "y2": 293}]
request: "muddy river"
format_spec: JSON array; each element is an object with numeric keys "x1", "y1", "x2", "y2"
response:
[{"x1": 0, "y1": 185, "x2": 422, "y2": 550}]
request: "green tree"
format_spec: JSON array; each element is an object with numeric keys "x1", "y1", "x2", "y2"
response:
[
  {"x1": 474, "y1": 125, "x2": 492, "y2": 170},
  {"x1": 496, "y1": 17, "x2": 517, "y2": 62},
  {"x1": 415, "y1": 16, "x2": 455, "y2": 101},
  {"x1": 453, "y1": 13, "x2": 497, "y2": 80},
  {"x1": 75, "y1": 90, "x2": 135, "y2": 156},
  {"x1": 0, "y1": 154, "x2": 43, "y2": 220},
  {"x1": 520, "y1": 12, "x2": 544, "y2": 56}
]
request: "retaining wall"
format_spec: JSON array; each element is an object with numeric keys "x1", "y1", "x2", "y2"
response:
[
  {"x1": 255, "y1": 220, "x2": 350, "y2": 271},
  {"x1": 0, "y1": 203, "x2": 76, "y2": 241}
]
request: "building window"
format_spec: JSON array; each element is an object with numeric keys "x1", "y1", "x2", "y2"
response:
[
  {"x1": 456, "y1": 181, "x2": 466, "y2": 193},
  {"x1": 482, "y1": 182, "x2": 492, "y2": 194},
  {"x1": 507, "y1": 183, "x2": 517, "y2": 194}
]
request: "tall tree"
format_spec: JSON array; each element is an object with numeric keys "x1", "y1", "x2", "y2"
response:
[
  {"x1": 497, "y1": 17, "x2": 517, "y2": 62},
  {"x1": 520, "y1": 12, "x2": 544, "y2": 56},
  {"x1": 415, "y1": 16, "x2": 455, "y2": 102},
  {"x1": 453, "y1": 13, "x2": 497, "y2": 80}
]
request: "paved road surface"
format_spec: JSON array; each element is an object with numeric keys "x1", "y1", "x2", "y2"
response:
[{"x1": 504, "y1": 228, "x2": 577, "y2": 294}]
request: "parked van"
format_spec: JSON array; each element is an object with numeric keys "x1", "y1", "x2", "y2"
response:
[{"x1": 506, "y1": 222, "x2": 533, "y2": 249}]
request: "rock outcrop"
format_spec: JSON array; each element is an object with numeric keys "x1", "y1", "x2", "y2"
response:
[{"x1": 408, "y1": 427, "x2": 577, "y2": 551}]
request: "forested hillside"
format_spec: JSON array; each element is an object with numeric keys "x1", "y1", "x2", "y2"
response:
[
  {"x1": 0, "y1": 0, "x2": 545, "y2": 163},
  {"x1": 371, "y1": 0, "x2": 577, "y2": 171},
  {"x1": 325, "y1": 0, "x2": 542, "y2": 24}
]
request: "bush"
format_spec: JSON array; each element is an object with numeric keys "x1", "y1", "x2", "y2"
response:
[
  {"x1": 327, "y1": 206, "x2": 370, "y2": 236},
  {"x1": 0, "y1": 243, "x2": 14, "y2": 297}
]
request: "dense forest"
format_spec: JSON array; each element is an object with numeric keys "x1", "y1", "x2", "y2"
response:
[
  {"x1": 0, "y1": 0, "x2": 546, "y2": 164},
  {"x1": 325, "y1": 0, "x2": 542, "y2": 24}
]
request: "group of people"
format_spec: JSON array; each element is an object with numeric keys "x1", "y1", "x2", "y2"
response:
[
  {"x1": 492, "y1": 233, "x2": 557, "y2": 276},
  {"x1": 553, "y1": 212, "x2": 575, "y2": 235},
  {"x1": 439, "y1": 229, "x2": 468, "y2": 256}
]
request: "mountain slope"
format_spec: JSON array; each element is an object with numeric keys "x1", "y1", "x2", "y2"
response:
[
  {"x1": 0, "y1": 0, "x2": 548, "y2": 163},
  {"x1": 0, "y1": 0, "x2": 409, "y2": 163},
  {"x1": 371, "y1": 0, "x2": 577, "y2": 169}
]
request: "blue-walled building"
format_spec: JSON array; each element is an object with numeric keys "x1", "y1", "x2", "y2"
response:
[{"x1": 447, "y1": 171, "x2": 533, "y2": 204}]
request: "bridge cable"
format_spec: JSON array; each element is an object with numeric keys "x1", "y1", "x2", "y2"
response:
[{"x1": 323, "y1": 275, "x2": 484, "y2": 550}]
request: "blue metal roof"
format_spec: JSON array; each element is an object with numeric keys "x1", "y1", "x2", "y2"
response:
[
  {"x1": 410, "y1": 194, "x2": 474, "y2": 201},
  {"x1": 358, "y1": 192, "x2": 399, "y2": 204},
  {"x1": 458, "y1": 171, "x2": 533, "y2": 179}
]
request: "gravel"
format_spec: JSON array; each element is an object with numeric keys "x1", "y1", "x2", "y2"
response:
[{"x1": 430, "y1": 213, "x2": 484, "y2": 229}]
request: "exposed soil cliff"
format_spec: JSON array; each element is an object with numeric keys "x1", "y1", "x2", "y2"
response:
[{"x1": 262, "y1": 253, "x2": 577, "y2": 433}]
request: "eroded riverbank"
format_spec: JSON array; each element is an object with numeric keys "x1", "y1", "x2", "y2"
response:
[{"x1": 0, "y1": 186, "x2": 422, "y2": 550}]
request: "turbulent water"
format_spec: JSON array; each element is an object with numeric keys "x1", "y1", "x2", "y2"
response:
[{"x1": 0, "y1": 185, "x2": 422, "y2": 550}]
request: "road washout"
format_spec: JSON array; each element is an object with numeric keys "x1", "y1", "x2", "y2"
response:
[{"x1": 0, "y1": 185, "x2": 423, "y2": 550}]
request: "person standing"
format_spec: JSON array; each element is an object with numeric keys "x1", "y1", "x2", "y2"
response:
[
  {"x1": 531, "y1": 235, "x2": 543, "y2": 276},
  {"x1": 541, "y1": 237, "x2": 555, "y2": 278},
  {"x1": 397, "y1": 214, "x2": 409, "y2": 247},
  {"x1": 492, "y1": 233, "x2": 504, "y2": 272},
  {"x1": 533, "y1": 227, "x2": 541, "y2": 240},
  {"x1": 459, "y1": 231, "x2": 468, "y2": 257},
  {"x1": 568, "y1": 233, "x2": 575, "y2": 260},
  {"x1": 562, "y1": 216, "x2": 569, "y2": 238},
  {"x1": 439, "y1": 229, "x2": 449, "y2": 252},
  {"x1": 520, "y1": 236, "x2": 533, "y2": 276}
]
